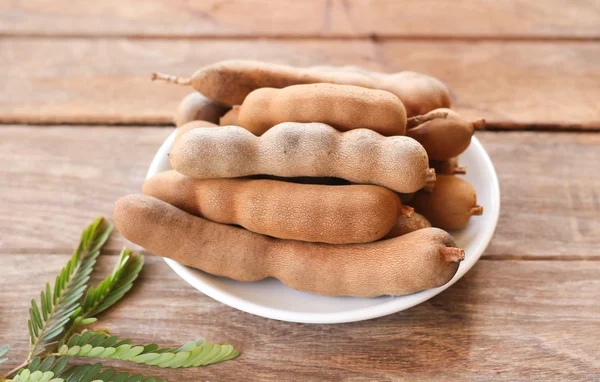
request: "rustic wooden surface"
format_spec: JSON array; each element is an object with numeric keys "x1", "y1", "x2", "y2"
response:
[
  {"x1": 1, "y1": 39, "x2": 599, "y2": 129},
  {"x1": 1, "y1": 2, "x2": 600, "y2": 381},
  {"x1": 1, "y1": 255, "x2": 599, "y2": 380}
]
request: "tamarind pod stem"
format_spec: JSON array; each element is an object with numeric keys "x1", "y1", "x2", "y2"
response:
[
  {"x1": 151, "y1": 72, "x2": 192, "y2": 86},
  {"x1": 441, "y1": 247, "x2": 465, "y2": 263},
  {"x1": 470, "y1": 206, "x2": 484, "y2": 215},
  {"x1": 400, "y1": 205, "x2": 414, "y2": 217},
  {"x1": 453, "y1": 166, "x2": 467, "y2": 174}
]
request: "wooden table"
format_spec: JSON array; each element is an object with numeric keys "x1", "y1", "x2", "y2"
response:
[{"x1": 1, "y1": 1, "x2": 599, "y2": 380}]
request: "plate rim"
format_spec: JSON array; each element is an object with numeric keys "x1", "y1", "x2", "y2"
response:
[{"x1": 148, "y1": 130, "x2": 500, "y2": 324}]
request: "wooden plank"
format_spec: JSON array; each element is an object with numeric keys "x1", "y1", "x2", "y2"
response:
[
  {"x1": 0, "y1": 38, "x2": 598, "y2": 129},
  {"x1": 0, "y1": 126, "x2": 598, "y2": 258},
  {"x1": 338, "y1": 0, "x2": 600, "y2": 39},
  {"x1": 378, "y1": 40, "x2": 600, "y2": 129},
  {"x1": 1, "y1": 255, "x2": 598, "y2": 380},
  {"x1": 0, "y1": 0, "x2": 598, "y2": 38},
  {"x1": 0, "y1": 38, "x2": 379, "y2": 125},
  {"x1": 481, "y1": 131, "x2": 600, "y2": 258},
  {"x1": 0, "y1": 126, "x2": 173, "y2": 252}
]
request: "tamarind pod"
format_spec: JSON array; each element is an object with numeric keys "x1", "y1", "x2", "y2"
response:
[
  {"x1": 114, "y1": 194, "x2": 464, "y2": 297},
  {"x1": 175, "y1": 92, "x2": 229, "y2": 126},
  {"x1": 170, "y1": 122, "x2": 435, "y2": 194},
  {"x1": 309, "y1": 64, "x2": 381, "y2": 79},
  {"x1": 143, "y1": 170, "x2": 412, "y2": 244},
  {"x1": 237, "y1": 83, "x2": 407, "y2": 136},
  {"x1": 219, "y1": 106, "x2": 241, "y2": 126},
  {"x1": 384, "y1": 212, "x2": 432, "y2": 239},
  {"x1": 407, "y1": 108, "x2": 485, "y2": 160},
  {"x1": 409, "y1": 175, "x2": 483, "y2": 230},
  {"x1": 151, "y1": 60, "x2": 450, "y2": 116},
  {"x1": 384, "y1": 72, "x2": 451, "y2": 118}
]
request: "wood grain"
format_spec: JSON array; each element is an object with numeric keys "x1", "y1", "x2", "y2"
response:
[
  {"x1": 378, "y1": 41, "x2": 600, "y2": 129},
  {"x1": 482, "y1": 132, "x2": 600, "y2": 258},
  {"x1": 1, "y1": 255, "x2": 598, "y2": 380},
  {"x1": 0, "y1": 126, "x2": 172, "y2": 252},
  {"x1": 1, "y1": 38, "x2": 598, "y2": 129},
  {"x1": 0, "y1": 126, "x2": 598, "y2": 258},
  {"x1": 0, "y1": 38, "x2": 379, "y2": 125},
  {"x1": 0, "y1": 0, "x2": 598, "y2": 39}
]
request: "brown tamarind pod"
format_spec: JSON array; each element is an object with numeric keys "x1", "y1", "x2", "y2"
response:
[
  {"x1": 237, "y1": 83, "x2": 407, "y2": 136},
  {"x1": 170, "y1": 122, "x2": 435, "y2": 194},
  {"x1": 175, "y1": 92, "x2": 229, "y2": 126},
  {"x1": 219, "y1": 106, "x2": 241, "y2": 126},
  {"x1": 143, "y1": 170, "x2": 413, "y2": 244},
  {"x1": 384, "y1": 212, "x2": 432, "y2": 239},
  {"x1": 409, "y1": 175, "x2": 483, "y2": 230},
  {"x1": 114, "y1": 194, "x2": 464, "y2": 297},
  {"x1": 383, "y1": 71, "x2": 451, "y2": 118},
  {"x1": 430, "y1": 157, "x2": 467, "y2": 175},
  {"x1": 151, "y1": 60, "x2": 450, "y2": 117},
  {"x1": 407, "y1": 108, "x2": 485, "y2": 160}
]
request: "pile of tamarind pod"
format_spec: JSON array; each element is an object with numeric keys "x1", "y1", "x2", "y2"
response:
[{"x1": 115, "y1": 60, "x2": 486, "y2": 299}]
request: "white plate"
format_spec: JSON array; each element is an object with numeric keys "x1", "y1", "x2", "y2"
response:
[{"x1": 146, "y1": 129, "x2": 500, "y2": 324}]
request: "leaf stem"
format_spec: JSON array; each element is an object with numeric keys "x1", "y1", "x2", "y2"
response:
[
  {"x1": 2, "y1": 360, "x2": 30, "y2": 380},
  {"x1": 60, "y1": 323, "x2": 80, "y2": 349}
]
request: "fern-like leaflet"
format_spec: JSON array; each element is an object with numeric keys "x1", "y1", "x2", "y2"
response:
[
  {"x1": 56, "y1": 332, "x2": 239, "y2": 368},
  {"x1": 7, "y1": 355, "x2": 165, "y2": 382},
  {"x1": 26, "y1": 218, "x2": 113, "y2": 361},
  {"x1": 60, "y1": 248, "x2": 144, "y2": 346},
  {"x1": 82, "y1": 248, "x2": 144, "y2": 318}
]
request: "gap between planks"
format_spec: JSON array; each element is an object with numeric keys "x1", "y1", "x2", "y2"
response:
[{"x1": 1, "y1": 33, "x2": 600, "y2": 42}]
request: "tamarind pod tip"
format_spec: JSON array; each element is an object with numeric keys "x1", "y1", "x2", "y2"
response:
[
  {"x1": 399, "y1": 205, "x2": 414, "y2": 217},
  {"x1": 472, "y1": 118, "x2": 486, "y2": 129},
  {"x1": 441, "y1": 247, "x2": 465, "y2": 263},
  {"x1": 423, "y1": 168, "x2": 436, "y2": 191},
  {"x1": 454, "y1": 166, "x2": 467, "y2": 174},
  {"x1": 150, "y1": 72, "x2": 192, "y2": 86},
  {"x1": 470, "y1": 205, "x2": 484, "y2": 216}
]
